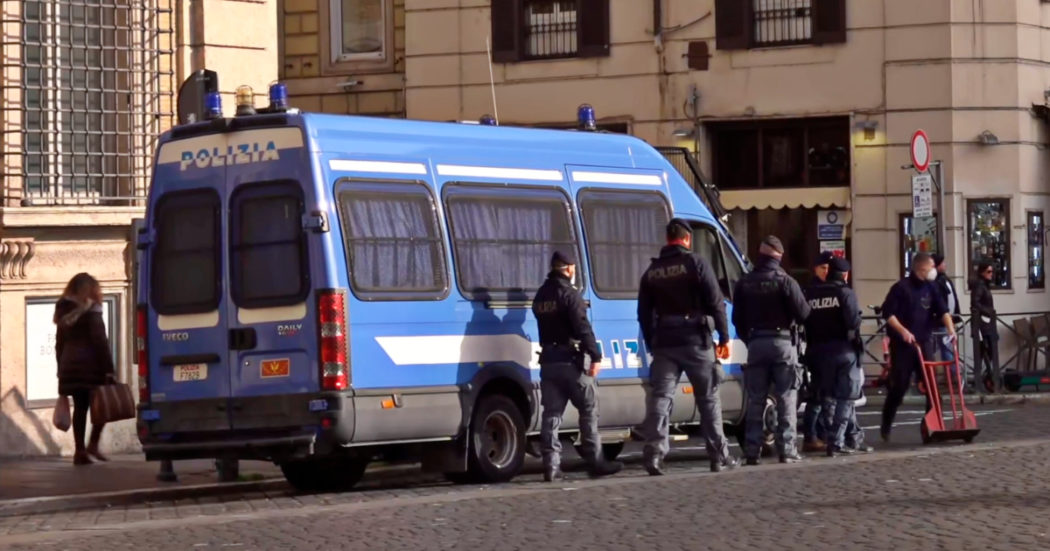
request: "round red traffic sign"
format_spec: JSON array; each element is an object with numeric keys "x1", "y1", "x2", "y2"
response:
[{"x1": 910, "y1": 130, "x2": 930, "y2": 173}]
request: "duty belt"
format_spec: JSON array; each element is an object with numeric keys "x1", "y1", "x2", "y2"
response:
[
  {"x1": 656, "y1": 314, "x2": 704, "y2": 328},
  {"x1": 749, "y1": 329, "x2": 792, "y2": 340}
]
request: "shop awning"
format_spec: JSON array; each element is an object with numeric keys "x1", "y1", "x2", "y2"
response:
[{"x1": 718, "y1": 187, "x2": 851, "y2": 211}]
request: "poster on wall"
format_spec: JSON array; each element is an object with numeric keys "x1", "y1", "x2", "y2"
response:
[
  {"x1": 819, "y1": 240, "x2": 847, "y2": 258},
  {"x1": 25, "y1": 296, "x2": 116, "y2": 406}
]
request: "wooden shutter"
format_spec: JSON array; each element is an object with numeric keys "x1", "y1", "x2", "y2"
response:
[
  {"x1": 812, "y1": 0, "x2": 847, "y2": 45},
  {"x1": 491, "y1": 0, "x2": 521, "y2": 62},
  {"x1": 577, "y1": 0, "x2": 610, "y2": 58},
  {"x1": 714, "y1": 0, "x2": 749, "y2": 50}
]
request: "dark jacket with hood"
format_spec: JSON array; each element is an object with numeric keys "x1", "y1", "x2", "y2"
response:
[{"x1": 54, "y1": 297, "x2": 114, "y2": 395}]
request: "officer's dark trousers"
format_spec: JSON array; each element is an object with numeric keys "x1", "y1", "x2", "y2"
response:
[
  {"x1": 811, "y1": 343, "x2": 862, "y2": 451},
  {"x1": 881, "y1": 341, "x2": 933, "y2": 433},
  {"x1": 642, "y1": 345, "x2": 730, "y2": 462},
  {"x1": 744, "y1": 337, "x2": 800, "y2": 458},
  {"x1": 540, "y1": 363, "x2": 601, "y2": 467}
]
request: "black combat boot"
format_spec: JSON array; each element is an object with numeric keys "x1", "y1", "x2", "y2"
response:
[
  {"x1": 745, "y1": 457, "x2": 760, "y2": 467},
  {"x1": 543, "y1": 463, "x2": 563, "y2": 482},
  {"x1": 587, "y1": 460, "x2": 623, "y2": 479},
  {"x1": 643, "y1": 449, "x2": 664, "y2": 476}
]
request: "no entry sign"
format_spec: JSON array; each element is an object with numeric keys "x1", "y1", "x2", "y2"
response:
[{"x1": 910, "y1": 130, "x2": 930, "y2": 173}]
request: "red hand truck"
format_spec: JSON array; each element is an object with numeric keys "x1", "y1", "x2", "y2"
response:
[{"x1": 915, "y1": 341, "x2": 980, "y2": 444}]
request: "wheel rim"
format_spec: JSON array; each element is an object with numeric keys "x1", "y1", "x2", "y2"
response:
[
  {"x1": 477, "y1": 410, "x2": 517, "y2": 469},
  {"x1": 762, "y1": 397, "x2": 777, "y2": 445}
]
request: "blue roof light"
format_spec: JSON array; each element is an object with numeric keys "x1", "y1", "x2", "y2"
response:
[
  {"x1": 577, "y1": 104, "x2": 596, "y2": 131},
  {"x1": 479, "y1": 114, "x2": 497, "y2": 126},
  {"x1": 269, "y1": 82, "x2": 289, "y2": 110},
  {"x1": 205, "y1": 91, "x2": 222, "y2": 119}
]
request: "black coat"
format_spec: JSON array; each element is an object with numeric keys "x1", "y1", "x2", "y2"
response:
[
  {"x1": 54, "y1": 298, "x2": 114, "y2": 395},
  {"x1": 969, "y1": 278, "x2": 998, "y2": 340}
]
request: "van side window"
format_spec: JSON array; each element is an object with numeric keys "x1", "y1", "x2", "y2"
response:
[
  {"x1": 445, "y1": 185, "x2": 580, "y2": 299},
  {"x1": 578, "y1": 190, "x2": 670, "y2": 299},
  {"x1": 721, "y1": 234, "x2": 745, "y2": 299},
  {"x1": 338, "y1": 181, "x2": 448, "y2": 299},
  {"x1": 230, "y1": 182, "x2": 309, "y2": 308},
  {"x1": 692, "y1": 223, "x2": 735, "y2": 299},
  {"x1": 151, "y1": 190, "x2": 221, "y2": 315}
]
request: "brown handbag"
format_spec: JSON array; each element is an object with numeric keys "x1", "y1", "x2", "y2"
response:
[{"x1": 90, "y1": 383, "x2": 136, "y2": 425}]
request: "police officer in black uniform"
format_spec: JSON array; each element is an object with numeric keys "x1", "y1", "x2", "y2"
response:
[
  {"x1": 804, "y1": 256, "x2": 872, "y2": 456},
  {"x1": 533, "y1": 250, "x2": 623, "y2": 482},
  {"x1": 638, "y1": 218, "x2": 738, "y2": 475},
  {"x1": 732, "y1": 236, "x2": 811, "y2": 465}
]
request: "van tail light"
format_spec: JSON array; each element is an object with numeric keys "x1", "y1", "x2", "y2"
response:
[
  {"x1": 136, "y1": 305, "x2": 149, "y2": 403},
  {"x1": 318, "y1": 290, "x2": 348, "y2": 391}
]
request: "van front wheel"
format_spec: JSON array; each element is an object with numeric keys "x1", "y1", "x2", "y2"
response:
[
  {"x1": 280, "y1": 455, "x2": 369, "y2": 493},
  {"x1": 466, "y1": 394, "x2": 526, "y2": 483}
]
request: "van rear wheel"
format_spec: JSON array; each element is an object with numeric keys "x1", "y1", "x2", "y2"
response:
[
  {"x1": 465, "y1": 394, "x2": 526, "y2": 483},
  {"x1": 281, "y1": 455, "x2": 369, "y2": 493}
]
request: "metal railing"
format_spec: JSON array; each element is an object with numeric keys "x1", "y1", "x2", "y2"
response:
[
  {"x1": 523, "y1": 0, "x2": 577, "y2": 60},
  {"x1": 857, "y1": 308, "x2": 1050, "y2": 394},
  {"x1": 752, "y1": 0, "x2": 813, "y2": 47},
  {"x1": 0, "y1": 0, "x2": 175, "y2": 206}
]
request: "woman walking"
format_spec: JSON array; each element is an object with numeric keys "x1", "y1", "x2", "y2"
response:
[
  {"x1": 970, "y1": 261, "x2": 999, "y2": 392},
  {"x1": 54, "y1": 273, "x2": 114, "y2": 465}
]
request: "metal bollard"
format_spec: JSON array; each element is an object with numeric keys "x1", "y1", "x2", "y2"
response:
[
  {"x1": 215, "y1": 457, "x2": 240, "y2": 482},
  {"x1": 157, "y1": 458, "x2": 178, "y2": 482}
]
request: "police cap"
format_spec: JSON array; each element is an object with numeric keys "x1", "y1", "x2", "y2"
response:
[
  {"x1": 551, "y1": 249, "x2": 577, "y2": 267},
  {"x1": 813, "y1": 251, "x2": 835, "y2": 268},
  {"x1": 829, "y1": 256, "x2": 851, "y2": 274},
  {"x1": 761, "y1": 235, "x2": 784, "y2": 254},
  {"x1": 667, "y1": 218, "x2": 692, "y2": 234}
]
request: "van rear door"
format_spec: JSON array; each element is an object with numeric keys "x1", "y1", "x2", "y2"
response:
[
  {"x1": 147, "y1": 149, "x2": 231, "y2": 433},
  {"x1": 224, "y1": 128, "x2": 317, "y2": 431}
]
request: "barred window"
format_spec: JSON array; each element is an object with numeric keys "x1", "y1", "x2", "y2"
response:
[
  {"x1": 753, "y1": 0, "x2": 812, "y2": 46},
  {"x1": 8, "y1": 0, "x2": 174, "y2": 205},
  {"x1": 524, "y1": 0, "x2": 577, "y2": 59}
]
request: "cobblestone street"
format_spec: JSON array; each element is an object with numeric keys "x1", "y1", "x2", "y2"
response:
[{"x1": 0, "y1": 403, "x2": 1046, "y2": 550}]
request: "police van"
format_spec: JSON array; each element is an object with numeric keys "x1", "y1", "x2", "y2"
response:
[{"x1": 135, "y1": 84, "x2": 753, "y2": 490}]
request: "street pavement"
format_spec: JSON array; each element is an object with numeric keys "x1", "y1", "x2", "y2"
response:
[{"x1": 0, "y1": 403, "x2": 1048, "y2": 550}]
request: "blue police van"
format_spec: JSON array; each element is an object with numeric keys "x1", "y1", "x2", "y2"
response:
[{"x1": 135, "y1": 88, "x2": 753, "y2": 490}]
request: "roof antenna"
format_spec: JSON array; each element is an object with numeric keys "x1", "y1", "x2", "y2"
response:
[{"x1": 485, "y1": 36, "x2": 500, "y2": 125}]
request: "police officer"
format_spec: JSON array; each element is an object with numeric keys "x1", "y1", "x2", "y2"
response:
[
  {"x1": 732, "y1": 236, "x2": 811, "y2": 465},
  {"x1": 637, "y1": 218, "x2": 738, "y2": 475},
  {"x1": 800, "y1": 251, "x2": 835, "y2": 453},
  {"x1": 804, "y1": 256, "x2": 870, "y2": 456},
  {"x1": 533, "y1": 250, "x2": 623, "y2": 482}
]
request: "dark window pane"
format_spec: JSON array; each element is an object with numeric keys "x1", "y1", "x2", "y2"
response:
[
  {"x1": 231, "y1": 186, "x2": 308, "y2": 306},
  {"x1": 152, "y1": 192, "x2": 220, "y2": 314}
]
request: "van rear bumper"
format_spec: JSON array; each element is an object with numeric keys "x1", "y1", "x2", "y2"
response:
[{"x1": 142, "y1": 432, "x2": 318, "y2": 462}]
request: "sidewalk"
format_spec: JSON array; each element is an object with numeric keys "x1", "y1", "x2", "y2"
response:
[{"x1": 0, "y1": 455, "x2": 285, "y2": 517}]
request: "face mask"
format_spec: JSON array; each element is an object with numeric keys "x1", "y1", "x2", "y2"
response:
[{"x1": 925, "y1": 269, "x2": 937, "y2": 282}]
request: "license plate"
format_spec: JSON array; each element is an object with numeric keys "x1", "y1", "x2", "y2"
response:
[
  {"x1": 261, "y1": 358, "x2": 290, "y2": 378},
  {"x1": 173, "y1": 363, "x2": 207, "y2": 382}
]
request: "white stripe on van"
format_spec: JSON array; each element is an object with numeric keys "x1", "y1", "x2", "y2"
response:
[
  {"x1": 156, "y1": 127, "x2": 305, "y2": 165},
  {"x1": 238, "y1": 303, "x2": 307, "y2": 325},
  {"x1": 158, "y1": 311, "x2": 220, "y2": 331},
  {"x1": 727, "y1": 338, "x2": 748, "y2": 365},
  {"x1": 328, "y1": 160, "x2": 428, "y2": 175},
  {"x1": 436, "y1": 164, "x2": 563, "y2": 182},
  {"x1": 570, "y1": 171, "x2": 662, "y2": 186},
  {"x1": 376, "y1": 335, "x2": 542, "y2": 369}
]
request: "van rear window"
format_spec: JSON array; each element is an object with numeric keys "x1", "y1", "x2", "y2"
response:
[
  {"x1": 230, "y1": 182, "x2": 309, "y2": 308},
  {"x1": 579, "y1": 190, "x2": 670, "y2": 299},
  {"x1": 151, "y1": 190, "x2": 221, "y2": 315},
  {"x1": 445, "y1": 185, "x2": 580, "y2": 299},
  {"x1": 338, "y1": 181, "x2": 448, "y2": 300}
]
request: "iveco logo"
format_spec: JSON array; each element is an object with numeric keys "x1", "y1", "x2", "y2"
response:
[
  {"x1": 162, "y1": 332, "x2": 190, "y2": 342},
  {"x1": 179, "y1": 141, "x2": 280, "y2": 171},
  {"x1": 277, "y1": 324, "x2": 302, "y2": 337}
]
